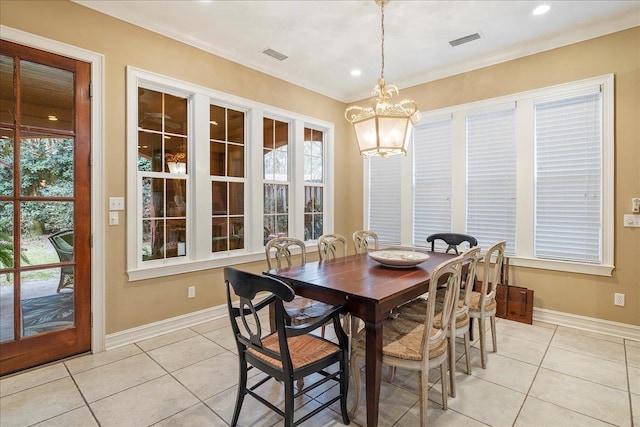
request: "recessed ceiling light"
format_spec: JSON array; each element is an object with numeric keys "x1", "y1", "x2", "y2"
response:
[
  {"x1": 350, "y1": 69, "x2": 361, "y2": 77},
  {"x1": 533, "y1": 4, "x2": 550, "y2": 15}
]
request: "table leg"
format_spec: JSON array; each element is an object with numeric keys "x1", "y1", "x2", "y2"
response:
[{"x1": 365, "y1": 320, "x2": 382, "y2": 427}]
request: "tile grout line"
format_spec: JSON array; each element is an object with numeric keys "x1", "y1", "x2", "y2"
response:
[{"x1": 510, "y1": 323, "x2": 557, "y2": 426}]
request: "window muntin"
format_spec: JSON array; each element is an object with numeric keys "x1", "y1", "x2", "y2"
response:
[
  {"x1": 263, "y1": 118, "x2": 289, "y2": 241},
  {"x1": 210, "y1": 104, "x2": 245, "y2": 253},
  {"x1": 534, "y1": 92, "x2": 602, "y2": 263},
  {"x1": 304, "y1": 127, "x2": 324, "y2": 241},
  {"x1": 138, "y1": 88, "x2": 188, "y2": 262}
]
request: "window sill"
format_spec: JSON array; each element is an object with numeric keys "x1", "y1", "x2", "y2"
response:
[
  {"x1": 127, "y1": 243, "x2": 318, "y2": 282},
  {"x1": 509, "y1": 256, "x2": 614, "y2": 277}
]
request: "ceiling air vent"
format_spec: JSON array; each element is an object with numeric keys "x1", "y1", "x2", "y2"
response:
[
  {"x1": 449, "y1": 33, "x2": 481, "y2": 47},
  {"x1": 262, "y1": 48, "x2": 288, "y2": 61}
]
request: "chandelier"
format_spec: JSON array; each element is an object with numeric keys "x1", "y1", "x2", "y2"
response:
[{"x1": 345, "y1": 0, "x2": 420, "y2": 157}]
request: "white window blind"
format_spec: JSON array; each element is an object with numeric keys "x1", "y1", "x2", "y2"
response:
[
  {"x1": 466, "y1": 108, "x2": 517, "y2": 253},
  {"x1": 413, "y1": 119, "x2": 452, "y2": 249},
  {"x1": 534, "y1": 92, "x2": 602, "y2": 263},
  {"x1": 369, "y1": 155, "x2": 401, "y2": 244}
]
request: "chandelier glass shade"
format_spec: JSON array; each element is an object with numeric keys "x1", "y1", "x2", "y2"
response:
[{"x1": 345, "y1": 0, "x2": 420, "y2": 157}]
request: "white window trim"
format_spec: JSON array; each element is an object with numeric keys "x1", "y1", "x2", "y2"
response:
[
  {"x1": 365, "y1": 74, "x2": 614, "y2": 276},
  {"x1": 126, "y1": 67, "x2": 334, "y2": 281}
]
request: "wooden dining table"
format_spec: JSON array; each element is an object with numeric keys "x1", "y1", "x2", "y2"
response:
[{"x1": 265, "y1": 249, "x2": 456, "y2": 427}]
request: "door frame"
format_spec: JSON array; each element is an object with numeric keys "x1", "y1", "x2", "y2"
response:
[{"x1": 1, "y1": 25, "x2": 106, "y2": 354}]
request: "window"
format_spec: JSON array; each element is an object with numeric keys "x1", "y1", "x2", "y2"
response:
[
  {"x1": 137, "y1": 88, "x2": 188, "y2": 262},
  {"x1": 263, "y1": 118, "x2": 289, "y2": 242},
  {"x1": 210, "y1": 104, "x2": 245, "y2": 253},
  {"x1": 303, "y1": 127, "x2": 324, "y2": 241},
  {"x1": 413, "y1": 117, "x2": 452, "y2": 249},
  {"x1": 368, "y1": 155, "x2": 401, "y2": 245},
  {"x1": 127, "y1": 68, "x2": 334, "y2": 280},
  {"x1": 466, "y1": 107, "x2": 517, "y2": 253},
  {"x1": 534, "y1": 91, "x2": 602, "y2": 264},
  {"x1": 366, "y1": 75, "x2": 614, "y2": 276}
]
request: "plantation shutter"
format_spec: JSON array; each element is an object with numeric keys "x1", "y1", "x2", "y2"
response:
[
  {"x1": 369, "y1": 155, "x2": 401, "y2": 244},
  {"x1": 534, "y1": 91, "x2": 602, "y2": 263},
  {"x1": 466, "y1": 107, "x2": 517, "y2": 254},
  {"x1": 413, "y1": 118, "x2": 452, "y2": 249}
]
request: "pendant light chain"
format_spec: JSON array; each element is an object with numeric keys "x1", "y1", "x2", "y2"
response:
[{"x1": 380, "y1": 0, "x2": 385, "y2": 80}]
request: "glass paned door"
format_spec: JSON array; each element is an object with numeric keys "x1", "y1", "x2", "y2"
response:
[{"x1": 0, "y1": 40, "x2": 91, "y2": 375}]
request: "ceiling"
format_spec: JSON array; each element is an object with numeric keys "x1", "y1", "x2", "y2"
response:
[{"x1": 74, "y1": 0, "x2": 639, "y2": 103}]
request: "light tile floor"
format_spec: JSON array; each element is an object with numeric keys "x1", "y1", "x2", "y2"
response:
[{"x1": 1, "y1": 316, "x2": 638, "y2": 426}]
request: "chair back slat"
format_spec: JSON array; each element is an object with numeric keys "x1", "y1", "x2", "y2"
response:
[
  {"x1": 265, "y1": 237, "x2": 306, "y2": 270},
  {"x1": 318, "y1": 234, "x2": 347, "y2": 260},
  {"x1": 352, "y1": 230, "x2": 379, "y2": 254},
  {"x1": 426, "y1": 233, "x2": 478, "y2": 254},
  {"x1": 480, "y1": 241, "x2": 506, "y2": 308},
  {"x1": 459, "y1": 246, "x2": 481, "y2": 309}
]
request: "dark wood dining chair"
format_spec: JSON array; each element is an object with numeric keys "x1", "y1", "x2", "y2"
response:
[
  {"x1": 426, "y1": 232, "x2": 478, "y2": 254},
  {"x1": 224, "y1": 267, "x2": 350, "y2": 427}
]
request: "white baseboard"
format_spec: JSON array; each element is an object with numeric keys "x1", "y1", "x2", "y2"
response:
[
  {"x1": 533, "y1": 307, "x2": 640, "y2": 341},
  {"x1": 104, "y1": 303, "x2": 639, "y2": 350},
  {"x1": 105, "y1": 304, "x2": 228, "y2": 350}
]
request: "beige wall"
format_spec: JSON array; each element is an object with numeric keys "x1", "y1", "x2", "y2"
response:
[
  {"x1": 1, "y1": 1, "x2": 638, "y2": 333},
  {"x1": 399, "y1": 27, "x2": 640, "y2": 326}
]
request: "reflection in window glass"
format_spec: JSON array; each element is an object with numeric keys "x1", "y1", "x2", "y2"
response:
[
  {"x1": 21, "y1": 268, "x2": 75, "y2": 337},
  {"x1": 0, "y1": 55, "x2": 14, "y2": 125},
  {"x1": 263, "y1": 118, "x2": 289, "y2": 244},
  {"x1": 20, "y1": 61, "x2": 74, "y2": 132},
  {"x1": 304, "y1": 128, "x2": 324, "y2": 240},
  {"x1": 211, "y1": 103, "x2": 245, "y2": 253},
  {"x1": 138, "y1": 88, "x2": 188, "y2": 262},
  {"x1": 0, "y1": 128, "x2": 13, "y2": 196}
]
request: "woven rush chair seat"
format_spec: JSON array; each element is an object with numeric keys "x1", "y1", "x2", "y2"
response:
[
  {"x1": 469, "y1": 292, "x2": 496, "y2": 312},
  {"x1": 351, "y1": 317, "x2": 447, "y2": 361},
  {"x1": 249, "y1": 333, "x2": 341, "y2": 370}
]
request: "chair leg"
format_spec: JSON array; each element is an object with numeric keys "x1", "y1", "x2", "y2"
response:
[
  {"x1": 448, "y1": 335, "x2": 456, "y2": 398},
  {"x1": 231, "y1": 361, "x2": 248, "y2": 426},
  {"x1": 463, "y1": 331, "x2": 472, "y2": 375},
  {"x1": 440, "y1": 355, "x2": 448, "y2": 411},
  {"x1": 490, "y1": 315, "x2": 497, "y2": 353},
  {"x1": 420, "y1": 366, "x2": 430, "y2": 426},
  {"x1": 348, "y1": 351, "x2": 361, "y2": 418},
  {"x1": 479, "y1": 316, "x2": 487, "y2": 369},
  {"x1": 283, "y1": 378, "x2": 295, "y2": 427},
  {"x1": 387, "y1": 366, "x2": 396, "y2": 383}
]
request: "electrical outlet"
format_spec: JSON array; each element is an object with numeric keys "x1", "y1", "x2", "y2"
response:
[
  {"x1": 188, "y1": 286, "x2": 195, "y2": 299},
  {"x1": 614, "y1": 293, "x2": 625, "y2": 307},
  {"x1": 633, "y1": 198, "x2": 640, "y2": 213}
]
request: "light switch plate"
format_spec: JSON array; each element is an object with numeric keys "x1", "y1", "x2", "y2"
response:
[
  {"x1": 623, "y1": 214, "x2": 640, "y2": 228},
  {"x1": 109, "y1": 211, "x2": 119, "y2": 226},
  {"x1": 109, "y1": 197, "x2": 125, "y2": 211}
]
